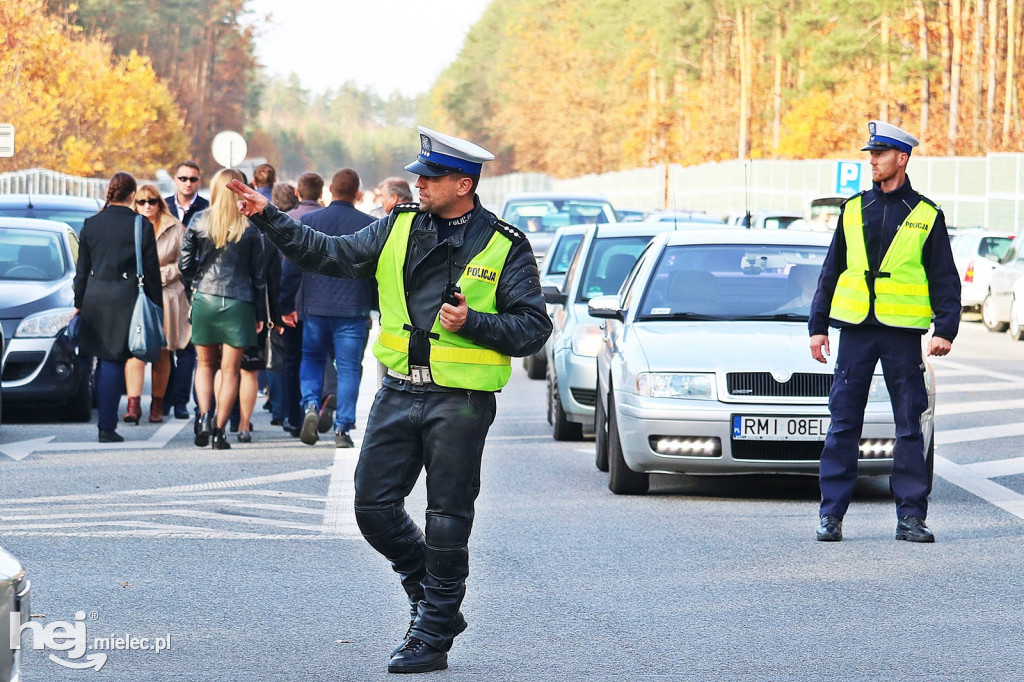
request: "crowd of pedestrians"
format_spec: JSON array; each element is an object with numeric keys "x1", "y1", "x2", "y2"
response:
[{"x1": 70, "y1": 160, "x2": 400, "y2": 447}]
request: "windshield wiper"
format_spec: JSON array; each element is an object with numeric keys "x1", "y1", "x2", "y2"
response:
[
  {"x1": 731, "y1": 313, "x2": 809, "y2": 321},
  {"x1": 638, "y1": 312, "x2": 725, "y2": 321}
]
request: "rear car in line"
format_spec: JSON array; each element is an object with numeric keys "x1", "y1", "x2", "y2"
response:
[
  {"x1": 543, "y1": 223, "x2": 666, "y2": 440},
  {"x1": 589, "y1": 228, "x2": 935, "y2": 494},
  {"x1": 499, "y1": 192, "x2": 617, "y2": 262},
  {"x1": 948, "y1": 228, "x2": 1016, "y2": 314},
  {"x1": 0, "y1": 218, "x2": 92, "y2": 421},
  {"x1": 0, "y1": 194, "x2": 101, "y2": 235}
]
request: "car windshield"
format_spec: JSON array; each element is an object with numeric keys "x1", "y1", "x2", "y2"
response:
[
  {"x1": 577, "y1": 236, "x2": 651, "y2": 302},
  {"x1": 978, "y1": 236, "x2": 1014, "y2": 260},
  {"x1": 0, "y1": 208, "x2": 95, "y2": 233},
  {"x1": 503, "y1": 199, "x2": 614, "y2": 234},
  {"x1": 546, "y1": 234, "x2": 584, "y2": 276},
  {"x1": 0, "y1": 228, "x2": 67, "y2": 281},
  {"x1": 637, "y1": 244, "x2": 828, "y2": 321}
]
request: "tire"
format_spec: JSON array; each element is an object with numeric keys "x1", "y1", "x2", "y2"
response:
[
  {"x1": 982, "y1": 293, "x2": 1008, "y2": 332},
  {"x1": 552, "y1": 385, "x2": 583, "y2": 441},
  {"x1": 607, "y1": 394, "x2": 649, "y2": 494},
  {"x1": 65, "y1": 370, "x2": 93, "y2": 422},
  {"x1": 594, "y1": 386, "x2": 609, "y2": 472},
  {"x1": 524, "y1": 352, "x2": 546, "y2": 380},
  {"x1": 1010, "y1": 299, "x2": 1024, "y2": 341}
]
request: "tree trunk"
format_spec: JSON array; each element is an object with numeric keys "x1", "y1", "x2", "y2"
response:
[
  {"x1": 940, "y1": 0, "x2": 952, "y2": 124},
  {"x1": 737, "y1": 7, "x2": 750, "y2": 160},
  {"x1": 974, "y1": 0, "x2": 986, "y2": 152},
  {"x1": 1006, "y1": 0, "x2": 1018, "y2": 142},
  {"x1": 773, "y1": 9, "x2": 783, "y2": 157},
  {"x1": 987, "y1": 0, "x2": 998, "y2": 145},
  {"x1": 881, "y1": 13, "x2": 890, "y2": 121},
  {"x1": 917, "y1": 0, "x2": 931, "y2": 152},
  {"x1": 949, "y1": 0, "x2": 963, "y2": 155}
]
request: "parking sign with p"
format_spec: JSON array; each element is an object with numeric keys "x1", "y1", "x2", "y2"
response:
[{"x1": 835, "y1": 161, "x2": 862, "y2": 196}]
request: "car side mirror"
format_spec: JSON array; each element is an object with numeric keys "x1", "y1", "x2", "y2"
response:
[
  {"x1": 588, "y1": 295, "x2": 623, "y2": 321},
  {"x1": 542, "y1": 285, "x2": 568, "y2": 305}
]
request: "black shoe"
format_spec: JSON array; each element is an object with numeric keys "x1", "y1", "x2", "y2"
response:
[
  {"x1": 212, "y1": 428, "x2": 231, "y2": 450},
  {"x1": 300, "y1": 405, "x2": 319, "y2": 445},
  {"x1": 318, "y1": 393, "x2": 336, "y2": 433},
  {"x1": 173, "y1": 406, "x2": 189, "y2": 420},
  {"x1": 388, "y1": 637, "x2": 447, "y2": 674},
  {"x1": 270, "y1": 417, "x2": 283, "y2": 426},
  {"x1": 335, "y1": 431, "x2": 354, "y2": 449},
  {"x1": 238, "y1": 430, "x2": 252, "y2": 443},
  {"x1": 392, "y1": 609, "x2": 466, "y2": 657},
  {"x1": 98, "y1": 429, "x2": 124, "y2": 443},
  {"x1": 816, "y1": 515, "x2": 843, "y2": 542},
  {"x1": 896, "y1": 516, "x2": 934, "y2": 543},
  {"x1": 194, "y1": 412, "x2": 212, "y2": 446}
]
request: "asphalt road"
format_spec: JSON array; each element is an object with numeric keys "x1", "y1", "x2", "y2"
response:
[{"x1": 2, "y1": 318, "x2": 1024, "y2": 681}]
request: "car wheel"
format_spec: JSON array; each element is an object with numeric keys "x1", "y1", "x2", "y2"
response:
[
  {"x1": 608, "y1": 394, "x2": 648, "y2": 495},
  {"x1": 552, "y1": 383, "x2": 583, "y2": 441},
  {"x1": 982, "y1": 293, "x2": 1008, "y2": 332},
  {"x1": 65, "y1": 370, "x2": 93, "y2": 422},
  {"x1": 594, "y1": 385, "x2": 609, "y2": 472},
  {"x1": 1010, "y1": 299, "x2": 1024, "y2": 341},
  {"x1": 546, "y1": 369, "x2": 555, "y2": 426},
  {"x1": 524, "y1": 352, "x2": 546, "y2": 380}
]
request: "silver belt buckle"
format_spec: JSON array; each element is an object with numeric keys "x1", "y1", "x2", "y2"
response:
[{"x1": 409, "y1": 365, "x2": 432, "y2": 385}]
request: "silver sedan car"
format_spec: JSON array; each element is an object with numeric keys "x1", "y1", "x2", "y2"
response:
[{"x1": 590, "y1": 229, "x2": 935, "y2": 494}]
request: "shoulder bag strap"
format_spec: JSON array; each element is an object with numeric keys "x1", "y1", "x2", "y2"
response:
[{"x1": 134, "y1": 215, "x2": 145, "y2": 287}]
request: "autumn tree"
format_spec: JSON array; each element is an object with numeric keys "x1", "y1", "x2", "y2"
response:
[{"x1": 0, "y1": 0, "x2": 188, "y2": 177}]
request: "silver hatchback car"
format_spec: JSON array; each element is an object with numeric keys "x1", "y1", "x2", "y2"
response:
[{"x1": 589, "y1": 229, "x2": 935, "y2": 494}]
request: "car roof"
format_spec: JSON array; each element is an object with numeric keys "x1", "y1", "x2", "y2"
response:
[
  {"x1": 0, "y1": 193, "x2": 102, "y2": 209},
  {"x1": 952, "y1": 228, "x2": 1016, "y2": 237},
  {"x1": 503, "y1": 192, "x2": 612, "y2": 202},
  {"x1": 550, "y1": 224, "x2": 591, "y2": 237},
  {"x1": 660, "y1": 227, "x2": 833, "y2": 247},
  {"x1": 586, "y1": 223, "x2": 670, "y2": 239},
  {"x1": 0, "y1": 217, "x2": 76, "y2": 233}
]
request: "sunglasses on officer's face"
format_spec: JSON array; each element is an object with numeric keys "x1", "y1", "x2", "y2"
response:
[
  {"x1": 136, "y1": 198, "x2": 160, "y2": 206},
  {"x1": 177, "y1": 176, "x2": 200, "y2": 183}
]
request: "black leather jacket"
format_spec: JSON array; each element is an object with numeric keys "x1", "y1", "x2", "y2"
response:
[
  {"x1": 179, "y1": 212, "x2": 267, "y2": 318},
  {"x1": 249, "y1": 196, "x2": 552, "y2": 362}
]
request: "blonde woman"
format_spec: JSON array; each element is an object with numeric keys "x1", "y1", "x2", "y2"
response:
[
  {"x1": 179, "y1": 169, "x2": 266, "y2": 449},
  {"x1": 124, "y1": 185, "x2": 191, "y2": 423}
]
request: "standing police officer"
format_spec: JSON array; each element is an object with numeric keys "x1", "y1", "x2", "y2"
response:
[
  {"x1": 226, "y1": 127, "x2": 551, "y2": 673},
  {"x1": 809, "y1": 121, "x2": 960, "y2": 544}
]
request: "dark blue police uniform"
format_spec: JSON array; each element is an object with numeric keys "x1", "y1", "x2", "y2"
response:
[{"x1": 809, "y1": 175, "x2": 960, "y2": 530}]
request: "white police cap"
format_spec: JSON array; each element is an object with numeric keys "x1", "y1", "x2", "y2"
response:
[
  {"x1": 861, "y1": 120, "x2": 920, "y2": 154},
  {"x1": 405, "y1": 126, "x2": 495, "y2": 177}
]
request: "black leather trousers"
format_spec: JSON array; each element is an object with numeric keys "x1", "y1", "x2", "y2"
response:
[{"x1": 354, "y1": 385, "x2": 496, "y2": 651}]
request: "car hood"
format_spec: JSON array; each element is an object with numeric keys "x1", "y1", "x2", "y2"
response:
[
  {"x1": 631, "y1": 321, "x2": 828, "y2": 374},
  {"x1": 0, "y1": 277, "x2": 75, "y2": 320}
]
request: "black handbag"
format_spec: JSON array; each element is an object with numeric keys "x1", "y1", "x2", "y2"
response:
[{"x1": 128, "y1": 215, "x2": 166, "y2": 362}]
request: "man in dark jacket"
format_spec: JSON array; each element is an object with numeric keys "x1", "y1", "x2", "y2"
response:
[
  {"x1": 809, "y1": 120, "x2": 960, "y2": 544},
  {"x1": 164, "y1": 160, "x2": 209, "y2": 419},
  {"x1": 227, "y1": 127, "x2": 551, "y2": 674},
  {"x1": 282, "y1": 168, "x2": 376, "y2": 448}
]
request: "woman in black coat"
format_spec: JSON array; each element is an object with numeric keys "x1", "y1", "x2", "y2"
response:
[{"x1": 74, "y1": 172, "x2": 162, "y2": 443}]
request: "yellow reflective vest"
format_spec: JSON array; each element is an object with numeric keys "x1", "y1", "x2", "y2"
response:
[
  {"x1": 830, "y1": 194, "x2": 938, "y2": 330},
  {"x1": 372, "y1": 211, "x2": 513, "y2": 391}
]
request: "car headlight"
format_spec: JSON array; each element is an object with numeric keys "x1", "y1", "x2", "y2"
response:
[
  {"x1": 571, "y1": 324, "x2": 604, "y2": 357},
  {"x1": 15, "y1": 308, "x2": 77, "y2": 338},
  {"x1": 635, "y1": 372, "x2": 717, "y2": 400},
  {"x1": 867, "y1": 374, "x2": 890, "y2": 402}
]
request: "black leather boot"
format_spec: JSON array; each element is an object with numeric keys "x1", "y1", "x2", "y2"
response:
[
  {"x1": 194, "y1": 412, "x2": 212, "y2": 446},
  {"x1": 387, "y1": 637, "x2": 447, "y2": 674},
  {"x1": 391, "y1": 605, "x2": 467, "y2": 657},
  {"x1": 212, "y1": 427, "x2": 231, "y2": 450},
  {"x1": 896, "y1": 516, "x2": 934, "y2": 542}
]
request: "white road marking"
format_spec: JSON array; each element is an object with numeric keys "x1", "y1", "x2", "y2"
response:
[
  {"x1": 935, "y1": 398, "x2": 1024, "y2": 416},
  {"x1": 935, "y1": 381, "x2": 1024, "y2": 393},
  {"x1": 962, "y1": 456, "x2": 1024, "y2": 479},
  {"x1": 935, "y1": 422, "x2": 1024, "y2": 445},
  {"x1": 321, "y1": 445, "x2": 361, "y2": 538},
  {"x1": 0, "y1": 419, "x2": 191, "y2": 460},
  {"x1": 935, "y1": 455, "x2": 1024, "y2": 521},
  {"x1": 0, "y1": 437, "x2": 56, "y2": 460}
]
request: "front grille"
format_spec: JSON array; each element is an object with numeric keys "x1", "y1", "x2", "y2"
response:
[
  {"x1": 727, "y1": 372, "x2": 832, "y2": 398},
  {"x1": 570, "y1": 387, "x2": 596, "y2": 407},
  {"x1": 732, "y1": 440, "x2": 823, "y2": 461},
  {"x1": 2, "y1": 350, "x2": 46, "y2": 381}
]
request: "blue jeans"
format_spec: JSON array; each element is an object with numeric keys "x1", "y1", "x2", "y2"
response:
[
  {"x1": 95, "y1": 358, "x2": 125, "y2": 432},
  {"x1": 300, "y1": 315, "x2": 368, "y2": 432}
]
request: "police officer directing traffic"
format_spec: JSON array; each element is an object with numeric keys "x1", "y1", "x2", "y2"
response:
[
  {"x1": 809, "y1": 120, "x2": 960, "y2": 544},
  {"x1": 226, "y1": 127, "x2": 552, "y2": 673}
]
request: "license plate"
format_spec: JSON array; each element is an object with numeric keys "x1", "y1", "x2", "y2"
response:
[{"x1": 732, "y1": 415, "x2": 830, "y2": 441}]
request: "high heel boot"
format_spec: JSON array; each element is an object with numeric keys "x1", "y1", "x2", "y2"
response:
[
  {"x1": 124, "y1": 397, "x2": 142, "y2": 424},
  {"x1": 195, "y1": 412, "x2": 212, "y2": 446},
  {"x1": 149, "y1": 396, "x2": 164, "y2": 423},
  {"x1": 212, "y1": 427, "x2": 231, "y2": 450}
]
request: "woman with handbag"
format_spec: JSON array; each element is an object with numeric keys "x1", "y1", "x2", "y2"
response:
[
  {"x1": 124, "y1": 185, "x2": 191, "y2": 424},
  {"x1": 179, "y1": 168, "x2": 266, "y2": 450},
  {"x1": 74, "y1": 172, "x2": 162, "y2": 443}
]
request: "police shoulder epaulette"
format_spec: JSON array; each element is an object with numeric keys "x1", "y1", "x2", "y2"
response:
[
  {"x1": 840, "y1": 190, "x2": 867, "y2": 208},
  {"x1": 491, "y1": 218, "x2": 525, "y2": 243},
  {"x1": 918, "y1": 195, "x2": 941, "y2": 211},
  {"x1": 394, "y1": 202, "x2": 420, "y2": 213}
]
